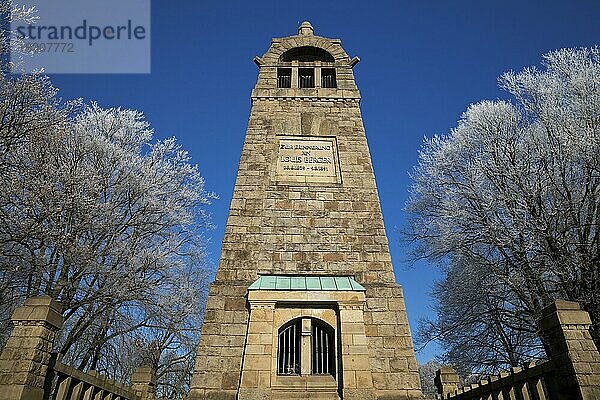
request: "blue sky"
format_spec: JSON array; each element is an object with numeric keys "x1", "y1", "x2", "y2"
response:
[{"x1": 47, "y1": 0, "x2": 600, "y2": 363}]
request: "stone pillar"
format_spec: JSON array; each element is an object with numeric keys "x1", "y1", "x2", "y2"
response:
[
  {"x1": 189, "y1": 282, "x2": 248, "y2": 400},
  {"x1": 0, "y1": 296, "x2": 63, "y2": 400},
  {"x1": 339, "y1": 301, "x2": 376, "y2": 400},
  {"x1": 291, "y1": 60, "x2": 298, "y2": 89},
  {"x1": 238, "y1": 299, "x2": 275, "y2": 400},
  {"x1": 132, "y1": 366, "x2": 156, "y2": 400},
  {"x1": 538, "y1": 300, "x2": 600, "y2": 400},
  {"x1": 300, "y1": 317, "x2": 312, "y2": 376},
  {"x1": 434, "y1": 366, "x2": 460, "y2": 398},
  {"x1": 314, "y1": 61, "x2": 322, "y2": 88}
]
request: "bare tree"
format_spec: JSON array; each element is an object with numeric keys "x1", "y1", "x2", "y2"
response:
[
  {"x1": 0, "y1": 97, "x2": 213, "y2": 395},
  {"x1": 416, "y1": 257, "x2": 545, "y2": 376},
  {"x1": 0, "y1": 0, "x2": 72, "y2": 340},
  {"x1": 419, "y1": 360, "x2": 442, "y2": 399},
  {"x1": 0, "y1": 1, "x2": 38, "y2": 61},
  {"x1": 406, "y1": 48, "x2": 600, "y2": 364},
  {"x1": 0, "y1": 4, "x2": 213, "y2": 397}
]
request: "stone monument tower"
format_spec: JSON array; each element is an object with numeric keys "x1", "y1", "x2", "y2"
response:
[{"x1": 190, "y1": 22, "x2": 423, "y2": 400}]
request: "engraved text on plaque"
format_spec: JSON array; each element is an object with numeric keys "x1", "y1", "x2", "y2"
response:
[{"x1": 275, "y1": 137, "x2": 338, "y2": 183}]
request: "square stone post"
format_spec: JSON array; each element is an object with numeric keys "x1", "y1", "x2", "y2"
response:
[
  {"x1": 339, "y1": 300, "x2": 376, "y2": 400},
  {"x1": 434, "y1": 366, "x2": 460, "y2": 398},
  {"x1": 0, "y1": 296, "x2": 63, "y2": 400},
  {"x1": 291, "y1": 61, "x2": 299, "y2": 89},
  {"x1": 238, "y1": 299, "x2": 275, "y2": 400},
  {"x1": 314, "y1": 61, "x2": 322, "y2": 88},
  {"x1": 132, "y1": 366, "x2": 156, "y2": 400},
  {"x1": 538, "y1": 300, "x2": 600, "y2": 400},
  {"x1": 300, "y1": 317, "x2": 312, "y2": 376}
]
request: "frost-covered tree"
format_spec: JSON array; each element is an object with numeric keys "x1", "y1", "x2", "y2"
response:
[
  {"x1": 0, "y1": 99, "x2": 212, "y2": 393},
  {"x1": 0, "y1": 102, "x2": 212, "y2": 393},
  {"x1": 407, "y1": 48, "x2": 600, "y2": 365},
  {"x1": 0, "y1": 0, "x2": 38, "y2": 59},
  {"x1": 0, "y1": 4, "x2": 213, "y2": 396},
  {"x1": 419, "y1": 360, "x2": 442, "y2": 399},
  {"x1": 0, "y1": 1, "x2": 68, "y2": 342},
  {"x1": 416, "y1": 257, "x2": 544, "y2": 376}
]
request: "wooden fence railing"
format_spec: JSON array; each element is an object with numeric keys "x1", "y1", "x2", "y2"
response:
[{"x1": 434, "y1": 300, "x2": 600, "y2": 400}]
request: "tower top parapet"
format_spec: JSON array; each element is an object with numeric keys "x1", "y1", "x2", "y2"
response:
[{"x1": 252, "y1": 22, "x2": 360, "y2": 99}]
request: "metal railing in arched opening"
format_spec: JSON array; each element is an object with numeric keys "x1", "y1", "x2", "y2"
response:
[
  {"x1": 312, "y1": 319, "x2": 334, "y2": 376},
  {"x1": 277, "y1": 319, "x2": 301, "y2": 375}
]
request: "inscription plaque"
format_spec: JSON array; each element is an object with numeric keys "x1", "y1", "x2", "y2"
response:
[{"x1": 276, "y1": 137, "x2": 339, "y2": 183}]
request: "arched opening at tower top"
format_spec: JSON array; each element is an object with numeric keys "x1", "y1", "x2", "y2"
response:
[{"x1": 279, "y1": 46, "x2": 335, "y2": 62}]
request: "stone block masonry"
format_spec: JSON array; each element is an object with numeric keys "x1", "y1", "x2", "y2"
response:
[
  {"x1": 190, "y1": 21, "x2": 423, "y2": 400},
  {"x1": 0, "y1": 296, "x2": 63, "y2": 400}
]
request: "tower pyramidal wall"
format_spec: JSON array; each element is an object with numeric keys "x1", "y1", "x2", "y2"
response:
[{"x1": 190, "y1": 22, "x2": 423, "y2": 400}]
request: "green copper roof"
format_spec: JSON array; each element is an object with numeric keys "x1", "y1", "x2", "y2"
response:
[{"x1": 248, "y1": 275, "x2": 366, "y2": 291}]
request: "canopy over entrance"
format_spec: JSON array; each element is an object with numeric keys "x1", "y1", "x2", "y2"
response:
[{"x1": 248, "y1": 275, "x2": 366, "y2": 291}]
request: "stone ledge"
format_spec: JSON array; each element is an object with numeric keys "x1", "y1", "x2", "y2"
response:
[
  {"x1": 539, "y1": 300, "x2": 592, "y2": 330},
  {"x1": 11, "y1": 296, "x2": 63, "y2": 330},
  {"x1": 272, "y1": 374, "x2": 337, "y2": 391}
]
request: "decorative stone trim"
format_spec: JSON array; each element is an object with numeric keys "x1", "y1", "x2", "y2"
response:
[
  {"x1": 338, "y1": 301, "x2": 364, "y2": 310},
  {"x1": 249, "y1": 300, "x2": 276, "y2": 310}
]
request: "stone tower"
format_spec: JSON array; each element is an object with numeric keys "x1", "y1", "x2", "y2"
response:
[{"x1": 190, "y1": 22, "x2": 423, "y2": 400}]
